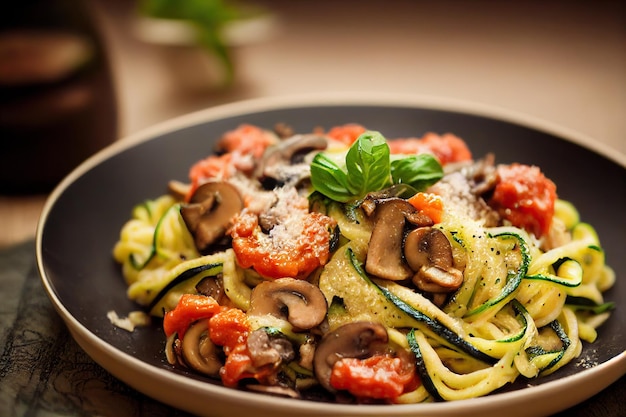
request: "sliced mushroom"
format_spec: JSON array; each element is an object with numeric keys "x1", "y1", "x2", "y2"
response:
[
  {"x1": 181, "y1": 319, "x2": 222, "y2": 377},
  {"x1": 467, "y1": 153, "x2": 497, "y2": 196},
  {"x1": 313, "y1": 322, "x2": 388, "y2": 392},
  {"x1": 360, "y1": 185, "x2": 417, "y2": 216},
  {"x1": 247, "y1": 328, "x2": 295, "y2": 368},
  {"x1": 364, "y1": 198, "x2": 416, "y2": 280},
  {"x1": 248, "y1": 278, "x2": 328, "y2": 331},
  {"x1": 404, "y1": 227, "x2": 464, "y2": 294},
  {"x1": 406, "y1": 211, "x2": 435, "y2": 229},
  {"x1": 404, "y1": 227, "x2": 447, "y2": 271},
  {"x1": 180, "y1": 181, "x2": 244, "y2": 252},
  {"x1": 413, "y1": 265, "x2": 463, "y2": 293},
  {"x1": 273, "y1": 122, "x2": 295, "y2": 139},
  {"x1": 255, "y1": 134, "x2": 328, "y2": 187},
  {"x1": 167, "y1": 179, "x2": 191, "y2": 200},
  {"x1": 195, "y1": 275, "x2": 226, "y2": 304}
]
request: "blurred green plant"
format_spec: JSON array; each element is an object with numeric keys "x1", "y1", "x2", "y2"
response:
[{"x1": 138, "y1": 0, "x2": 256, "y2": 85}]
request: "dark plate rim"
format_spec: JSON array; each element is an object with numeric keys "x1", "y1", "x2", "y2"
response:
[{"x1": 35, "y1": 93, "x2": 626, "y2": 416}]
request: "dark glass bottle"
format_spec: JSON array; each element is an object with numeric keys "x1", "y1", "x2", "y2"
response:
[{"x1": 0, "y1": 0, "x2": 117, "y2": 194}]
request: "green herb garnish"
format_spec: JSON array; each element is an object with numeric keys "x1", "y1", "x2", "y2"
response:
[{"x1": 310, "y1": 131, "x2": 443, "y2": 202}]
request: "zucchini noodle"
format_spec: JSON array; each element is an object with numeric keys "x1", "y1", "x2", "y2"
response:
[{"x1": 111, "y1": 124, "x2": 614, "y2": 404}]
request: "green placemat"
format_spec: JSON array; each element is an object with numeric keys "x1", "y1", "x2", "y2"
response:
[{"x1": 0, "y1": 240, "x2": 623, "y2": 417}]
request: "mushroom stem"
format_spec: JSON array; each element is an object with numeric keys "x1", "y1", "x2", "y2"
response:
[{"x1": 413, "y1": 265, "x2": 463, "y2": 293}]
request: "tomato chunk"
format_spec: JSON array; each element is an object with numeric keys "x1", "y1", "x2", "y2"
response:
[
  {"x1": 206, "y1": 309, "x2": 277, "y2": 387},
  {"x1": 326, "y1": 123, "x2": 368, "y2": 146},
  {"x1": 163, "y1": 294, "x2": 221, "y2": 338},
  {"x1": 217, "y1": 124, "x2": 277, "y2": 158},
  {"x1": 489, "y1": 163, "x2": 557, "y2": 237},
  {"x1": 231, "y1": 210, "x2": 336, "y2": 279},
  {"x1": 330, "y1": 355, "x2": 417, "y2": 400},
  {"x1": 208, "y1": 307, "x2": 251, "y2": 353},
  {"x1": 186, "y1": 124, "x2": 276, "y2": 200},
  {"x1": 389, "y1": 132, "x2": 472, "y2": 165},
  {"x1": 407, "y1": 192, "x2": 444, "y2": 224},
  {"x1": 219, "y1": 343, "x2": 255, "y2": 387}
]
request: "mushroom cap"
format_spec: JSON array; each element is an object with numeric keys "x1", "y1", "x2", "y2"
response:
[
  {"x1": 404, "y1": 227, "x2": 464, "y2": 294},
  {"x1": 180, "y1": 181, "x2": 244, "y2": 252},
  {"x1": 313, "y1": 321, "x2": 388, "y2": 392},
  {"x1": 247, "y1": 328, "x2": 295, "y2": 368},
  {"x1": 255, "y1": 133, "x2": 328, "y2": 186},
  {"x1": 364, "y1": 198, "x2": 416, "y2": 280},
  {"x1": 248, "y1": 278, "x2": 328, "y2": 331},
  {"x1": 181, "y1": 319, "x2": 222, "y2": 377},
  {"x1": 403, "y1": 227, "x2": 454, "y2": 271},
  {"x1": 195, "y1": 276, "x2": 226, "y2": 304}
]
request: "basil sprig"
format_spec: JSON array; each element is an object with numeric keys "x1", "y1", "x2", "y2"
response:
[
  {"x1": 310, "y1": 131, "x2": 443, "y2": 202},
  {"x1": 390, "y1": 153, "x2": 444, "y2": 191}
]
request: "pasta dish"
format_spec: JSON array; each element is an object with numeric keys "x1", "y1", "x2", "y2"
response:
[{"x1": 112, "y1": 123, "x2": 614, "y2": 403}]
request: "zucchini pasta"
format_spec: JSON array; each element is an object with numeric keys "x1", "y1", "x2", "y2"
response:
[{"x1": 112, "y1": 123, "x2": 614, "y2": 403}]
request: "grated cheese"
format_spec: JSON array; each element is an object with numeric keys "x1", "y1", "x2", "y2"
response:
[{"x1": 107, "y1": 310, "x2": 151, "y2": 332}]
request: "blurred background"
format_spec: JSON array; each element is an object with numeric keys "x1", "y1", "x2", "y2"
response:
[{"x1": 0, "y1": 0, "x2": 625, "y2": 247}]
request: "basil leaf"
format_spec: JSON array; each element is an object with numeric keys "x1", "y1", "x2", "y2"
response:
[
  {"x1": 390, "y1": 154, "x2": 443, "y2": 191},
  {"x1": 345, "y1": 131, "x2": 391, "y2": 197},
  {"x1": 310, "y1": 153, "x2": 353, "y2": 202},
  {"x1": 310, "y1": 130, "x2": 445, "y2": 203}
]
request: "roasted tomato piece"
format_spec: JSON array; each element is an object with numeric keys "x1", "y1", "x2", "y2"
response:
[
  {"x1": 217, "y1": 124, "x2": 277, "y2": 158},
  {"x1": 489, "y1": 163, "x2": 557, "y2": 238},
  {"x1": 326, "y1": 123, "x2": 368, "y2": 146},
  {"x1": 163, "y1": 294, "x2": 221, "y2": 338},
  {"x1": 389, "y1": 132, "x2": 472, "y2": 165},
  {"x1": 230, "y1": 210, "x2": 336, "y2": 279},
  {"x1": 330, "y1": 355, "x2": 418, "y2": 400},
  {"x1": 187, "y1": 124, "x2": 277, "y2": 200}
]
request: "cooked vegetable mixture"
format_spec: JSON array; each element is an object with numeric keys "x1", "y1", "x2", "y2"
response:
[{"x1": 113, "y1": 123, "x2": 615, "y2": 404}]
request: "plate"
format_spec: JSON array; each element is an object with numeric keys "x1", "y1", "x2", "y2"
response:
[{"x1": 37, "y1": 93, "x2": 626, "y2": 417}]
